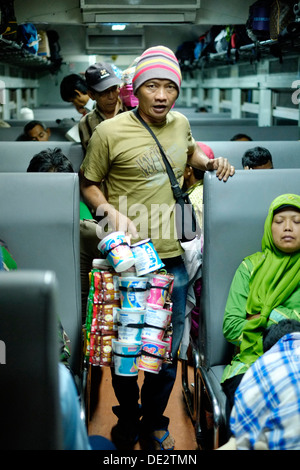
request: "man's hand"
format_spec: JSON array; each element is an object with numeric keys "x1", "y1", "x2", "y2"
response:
[
  {"x1": 96, "y1": 203, "x2": 139, "y2": 239},
  {"x1": 187, "y1": 144, "x2": 235, "y2": 182},
  {"x1": 206, "y1": 157, "x2": 235, "y2": 182}
]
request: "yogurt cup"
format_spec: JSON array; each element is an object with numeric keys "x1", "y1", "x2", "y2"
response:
[{"x1": 98, "y1": 231, "x2": 135, "y2": 272}]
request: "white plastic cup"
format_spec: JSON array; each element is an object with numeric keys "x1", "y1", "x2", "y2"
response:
[
  {"x1": 112, "y1": 339, "x2": 141, "y2": 376},
  {"x1": 98, "y1": 231, "x2": 135, "y2": 273}
]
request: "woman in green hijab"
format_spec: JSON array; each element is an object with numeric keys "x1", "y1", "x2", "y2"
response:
[{"x1": 222, "y1": 193, "x2": 300, "y2": 414}]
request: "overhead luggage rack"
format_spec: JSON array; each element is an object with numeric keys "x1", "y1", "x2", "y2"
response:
[
  {"x1": 196, "y1": 32, "x2": 300, "y2": 70},
  {"x1": 0, "y1": 36, "x2": 60, "y2": 73}
]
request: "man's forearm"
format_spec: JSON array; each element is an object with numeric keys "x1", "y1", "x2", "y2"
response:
[
  {"x1": 81, "y1": 180, "x2": 108, "y2": 213},
  {"x1": 187, "y1": 143, "x2": 210, "y2": 170}
]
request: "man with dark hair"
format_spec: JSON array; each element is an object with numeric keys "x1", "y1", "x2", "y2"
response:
[
  {"x1": 26, "y1": 147, "x2": 74, "y2": 173},
  {"x1": 60, "y1": 74, "x2": 93, "y2": 115},
  {"x1": 23, "y1": 120, "x2": 51, "y2": 142},
  {"x1": 230, "y1": 133, "x2": 252, "y2": 141},
  {"x1": 242, "y1": 146, "x2": 273, "y2": 170}
]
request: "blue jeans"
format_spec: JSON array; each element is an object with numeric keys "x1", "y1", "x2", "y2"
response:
[{"x1": 111, "y1": 256, "x2": 189, "y2": 433}]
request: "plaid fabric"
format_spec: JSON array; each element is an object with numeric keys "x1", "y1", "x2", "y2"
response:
[{"x1": 230, "y1": 332, "x2": 300, "y2": 450}]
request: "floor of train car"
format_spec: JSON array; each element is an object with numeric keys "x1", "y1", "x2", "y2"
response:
[{"x1": 87, "y1": 362, "x2": 199, "y2": 451}]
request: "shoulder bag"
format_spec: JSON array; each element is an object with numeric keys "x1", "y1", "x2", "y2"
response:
[{"x1": 134, "y1": 109, "x2": 200, "y2": 243}]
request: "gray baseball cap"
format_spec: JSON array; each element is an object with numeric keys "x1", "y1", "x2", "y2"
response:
[{"x1": 85, "y1": 62, "x2": 121, "y2": 93}]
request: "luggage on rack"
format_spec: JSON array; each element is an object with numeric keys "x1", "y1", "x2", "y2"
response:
[
  {"x1": 270, "y1": 0, "x2": 295, "y2": 39},
  {"x1": 176, "y1": 40, "x2": 196, "y2": 68},
  {"x1": 214, "y1": 27, "x2": 233, "y2": 54},
  {"x1": 47, "y1": 29, "x2": 63, "y2": 66},
  {"x1": 38, "y1": 30, "x2": 50, "y2": 59},
  {"x1": 199, "y1": 25, "x2": 224, "y2": 58},
  {"x1": 17, "y1": 23, "x2": 39, "y2": 54},
  {"x1": 246, "y1": 0, "x2": 271, "y2": 42}
]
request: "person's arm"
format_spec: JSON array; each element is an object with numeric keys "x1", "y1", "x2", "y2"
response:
[
  {"x1": 79, "y1": 171, "x2": 138, "y2": 238},
  {"x1": 78, "y1": 117, "x2": 88, "y2": 152},
  {"x1": 187, "y1": 142, "x2": 235, "y2": 182},
  {"x1": 223, "y1": 261, "x2": 251, "y2": 345}
]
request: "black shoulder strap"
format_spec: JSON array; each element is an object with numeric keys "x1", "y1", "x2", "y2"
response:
[{"x1": 133, "y1": 108, "x2": 183, "y2": 200}]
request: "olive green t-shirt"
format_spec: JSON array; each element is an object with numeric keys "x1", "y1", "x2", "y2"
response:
[{"x1": 80, "y1": 110, "x2": 196, "y2": 259}]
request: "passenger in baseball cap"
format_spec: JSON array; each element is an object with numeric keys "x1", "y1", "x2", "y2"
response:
[
  {"x1": 85, "y1": 62, "x2": 122, "y2": 93},
  {"x1": 79, "y1": 62, "x2": 128, "y2": 151}
]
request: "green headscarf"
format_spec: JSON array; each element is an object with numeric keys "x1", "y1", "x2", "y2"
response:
[{"x1": 238, "y1": 193, "x2": 300, "y2": 364}]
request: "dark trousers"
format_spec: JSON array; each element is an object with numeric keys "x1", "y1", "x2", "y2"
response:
[
  {"x1": 222, "y1": 373, "x2": 244, "y2": 437},
  {"x1": 111, "y1": 257, "x2": 189, "y2": 433}
]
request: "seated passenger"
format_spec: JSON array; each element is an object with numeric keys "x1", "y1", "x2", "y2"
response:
[
  {"x1": 23, "y1": 120, "x2": 51, "y2": 142},
  {"x1": 222, "y1": 319, "x2": 300, "y2": 450},
  {"x1": 180, "y1": 143, "x2": 215, "y2": 358},
  {"x1": 221, "y1": 193, "x2": 300, "y2": 424},
  {"x1": 26, "y1": 147, "x2": 93, "y2": 221},
  {"x1": 183, "y1": 142, "x2": 214, "y2": 230},
  {"x1": 230, "y1": 133, "x2": 252, "y2": 141},
  {"x1": 242, "y1": 146, "x2": 273, "y2": 170}
]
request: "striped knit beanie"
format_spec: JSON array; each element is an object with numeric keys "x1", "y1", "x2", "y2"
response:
[{"x1": 132, "y1": 45, "x2": 182, "y2": 95}]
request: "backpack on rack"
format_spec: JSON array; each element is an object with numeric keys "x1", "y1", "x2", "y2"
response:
[
  {"x1": 214, "y1": 27, "x2": 233, "y2": 54},
  {"x1": 199, "y1": 25, "x2": 224, "y2": 58},
  {"x1": 285, "y1": 1, "x2": 300, "y2": 35},
  {"x1": 230, "y1": 24, "x2": 253, "y2": 49},
  {"x1": 175, "y1": 40, "x2": 196, "y2": 68},
  {"x1": 269, "y1": 0, "x2": 295, "y2": 39},
  {"x1": 246, "y1": 0, "x2": 272, "y2": 42},
  {"x1": 193, "y1": 34, "x2": 206, "y2": 61},
  {"x1": 17, "y1": 23, "x2": 39, "y2": 54}
]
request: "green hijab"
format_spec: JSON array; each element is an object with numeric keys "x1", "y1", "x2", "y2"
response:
[{"x1": 238, "y1": 193, "x2": 300, "y2": 364}]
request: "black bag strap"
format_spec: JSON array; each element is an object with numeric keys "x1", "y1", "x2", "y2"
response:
[{"x1": 133, "y1": 108, "x2": 184, "y2": 201}]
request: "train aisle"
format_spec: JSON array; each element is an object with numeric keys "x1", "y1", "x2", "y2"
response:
[{"x1": 88, "y1": 362, "x2": 198, "y2": 451}]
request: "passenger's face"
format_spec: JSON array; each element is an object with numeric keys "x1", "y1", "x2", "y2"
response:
[
  {"x1": 89, "y1": 86, "x2": 119, "y2": 115},
  {"x1": 271, "y1": 209, "x2": 300, "y2": 253},
  {"x1": 69, "y1": 90, "x2": 89, "y2": 114},
  {"x1": 244, "y1": 160, "x2": 273, "y2": 170},
  {"x1": 28, "y1": 124, "x2": 51, "y2": 141},
  {"x1": 136, "y1": 79, "x2": 178, "y2": 124}
]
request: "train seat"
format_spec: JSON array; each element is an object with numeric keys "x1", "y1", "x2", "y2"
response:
[
  {"x1": 202, "y1": 140, "x2": 300, "y2": 169},
  {"x1": 185, "y1": 168, "x2": 300, "y2": 449},
  {"x1": 191, "y1": 125, "x2": 299, "y2": 141},
  {"x1": 0, "y1": 270, "x2": 63, "y2": 450},
  {"x1": 0, "y1": 173, "x2": 81, "y2": 375},
  {"x1": 0, "y1": 126, "x2": 72, "y2": 141},
  {"x1": 189, "y1": 117, "x2": 257, "y2": 127},
  {"x1": 0, "y1": 141, "x2": 84, "y2": 172}
]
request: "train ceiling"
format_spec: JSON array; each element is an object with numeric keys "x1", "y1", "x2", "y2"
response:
[{"x1": 13, "y1": 0, "x2": 257, "y2": 56}]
